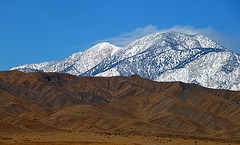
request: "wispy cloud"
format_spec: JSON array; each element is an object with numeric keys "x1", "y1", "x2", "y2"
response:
[
  {"x1": 100, "y1": 25, "x2": 159, "y2": 47},
  {"x1": 99, "y1": 25, "x2": 240, "y2": 54},
  {"x1": 166, "y1": 26, "x2": 240, "y2": 54},
  {"x1": 162, "y1": 25, "x2": 215, "y2": 35}
]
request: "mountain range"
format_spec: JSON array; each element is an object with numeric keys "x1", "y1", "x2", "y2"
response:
[
  {"x1": 11, "y1": 31, "x2": 240, "y2": 90},
  {"x1": 0, "y1": 70, "x2": 240, "y2": 142}
]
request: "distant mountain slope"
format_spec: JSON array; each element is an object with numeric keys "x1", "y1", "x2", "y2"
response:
[
  {"x1": 10, "y1": 60, "x2": 59, "y2": 73},
  {"x1": 155, "y1": 51, "x2": 240, "y2": 90},
  {"x1": 11, "y1": 32, "x2": 240, "y2": 90},
  {"x1": 0, "y1": 71, "x2": 240, "y2": 141},
  {"x1": 11, "y1": 42, "x2": 121, "y2": 75},
  {"x1": 83, "y1": 32, "x2": 240, "y2": 90}
]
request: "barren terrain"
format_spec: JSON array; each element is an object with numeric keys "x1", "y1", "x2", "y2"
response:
[
  {"x1": 0, "y1": 71, "x2": 240, "y2": 144},
  {"x1": 2, "y1": 132, "x2": 240, "y2": 145}
]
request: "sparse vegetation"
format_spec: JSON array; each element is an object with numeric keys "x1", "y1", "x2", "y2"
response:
[{"x1": 0, "y1": 71, "x2": 240, "y2": 145}]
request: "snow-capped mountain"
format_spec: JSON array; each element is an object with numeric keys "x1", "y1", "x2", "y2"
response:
[
  {"x1": 82, "y1": 32, "x2": 240, "y2": 90},
  {"x1": 11, "y1": 31, "x2": 240, "y2": 90},
  {"x1": 10, "y1": 60, "x2": 60, "y2": 73},
  {"x1": 11, "y1": 42, "x2": 121, "y2": 75}
]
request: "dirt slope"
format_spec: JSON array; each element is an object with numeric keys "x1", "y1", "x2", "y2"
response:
[{"x1": 0, "y1": 70, "x2": 240, "y2": 144}]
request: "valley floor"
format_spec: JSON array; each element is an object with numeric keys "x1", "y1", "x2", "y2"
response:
[{"x1": 1, "y1": 132, "x2": 239, "y2": 145}]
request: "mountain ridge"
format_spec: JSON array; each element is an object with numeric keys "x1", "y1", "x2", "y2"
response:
[
  {"x1": 0, "y1": 70, "x2": 240, "y2": 141},
  {"x1": 11, "y1": 42, "x2": 121, "y2": 75},
  {"x1": 11, "y1": 31, "x2": 240, "y2": 90}
]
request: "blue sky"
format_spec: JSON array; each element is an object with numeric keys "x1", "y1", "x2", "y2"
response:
[{"x1": 0, "y1": 0, "x2": 240, "y2": 71}]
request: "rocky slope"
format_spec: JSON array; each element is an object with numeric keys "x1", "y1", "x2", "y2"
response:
[{"x1": 0, "y1": 71, "x2": 240, "y2": 141}]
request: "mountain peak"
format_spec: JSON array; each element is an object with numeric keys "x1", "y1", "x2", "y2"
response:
[
  {"x1": 87, "y1": 42, "x2": 121, "y2": 56},
  {"x1": 88, "y1": 42, "x2": 113, "y2": 50},
  {"x1": 136, "y1": 31, "x2": 224, "y2": 50},
  {"x1": 10, "y1": 32, "x2": 240, "y2": 90},
  {"x1": 83, "y1": 32, "x2": 239, "y2": 90}
]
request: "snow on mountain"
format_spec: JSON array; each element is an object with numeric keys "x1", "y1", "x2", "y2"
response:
[
  {"x1": 47, "y1": 42, "x2": 121, "y2": 75},
  {"x1": 84, "y1": 31, "x2": 226, "y2": 77},
  {"x1": 155, "y1": 51, "x2": 240, "y2": 90},
  {"x1": 84, "y1": 31, "x2": 240, "y2": 90},
  {"x1": 11, "y1": 31, "x2": 240, "y2": 90},
  {"x1": 11, "y1": 42, "x2": 121, "y2": 75},
  {"x1": 11, "y1": 60, "x2": 59, "y2": 72}
]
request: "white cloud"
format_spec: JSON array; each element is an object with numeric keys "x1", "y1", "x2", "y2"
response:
[
  {"x1": 100, "y1": 25, "x2": 159, "y2": 46},
  {"x1": 99, "y1": 25, "x2": 240, "y2": 54},
  {"x1": 162, "y1": 25, "x2": 215, "y2": 35}
]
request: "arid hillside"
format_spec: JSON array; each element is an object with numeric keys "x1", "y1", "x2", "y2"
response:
[{"x1": 0, "y1": 70, "x2": 240, "y2": 144}]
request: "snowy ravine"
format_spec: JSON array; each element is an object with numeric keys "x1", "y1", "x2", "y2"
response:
[{"x1": 11, "y1": 31, "x2": 240, "y2": 90}]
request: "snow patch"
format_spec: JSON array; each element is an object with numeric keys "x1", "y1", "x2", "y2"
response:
[{"x1": 96, "y1": 68, "x2": 120, "y2": 77}]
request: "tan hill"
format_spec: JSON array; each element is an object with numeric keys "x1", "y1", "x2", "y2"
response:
[{"x1": 0, "y1": 70, "x2": 240, "y2": 144}]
